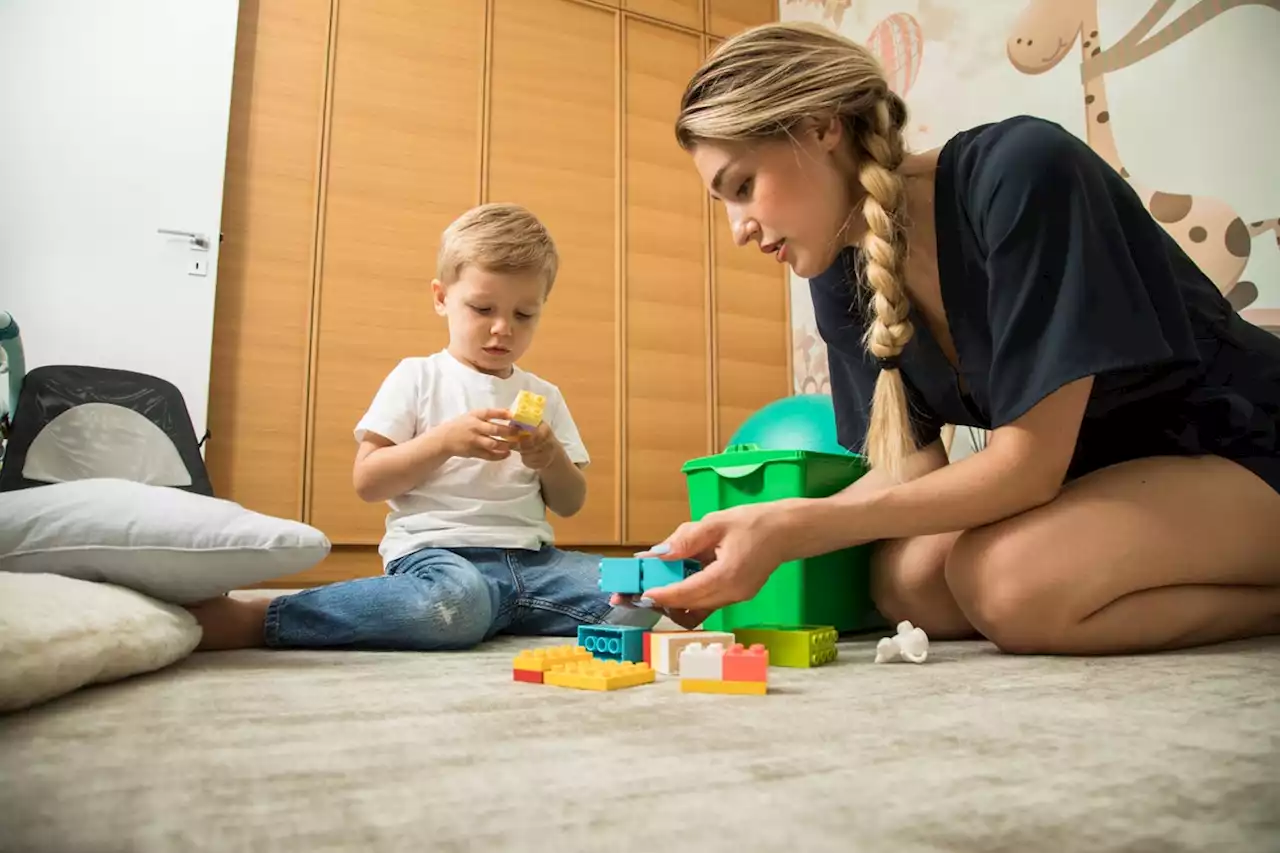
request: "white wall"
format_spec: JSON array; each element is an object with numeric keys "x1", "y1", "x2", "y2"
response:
[{"x1": 0, "y1": 1, "x2": 240, "y2": 439}]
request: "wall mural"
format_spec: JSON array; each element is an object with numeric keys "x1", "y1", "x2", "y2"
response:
[{"x1": 782, "y1": 0, "x2": 1280, "y2": 399}]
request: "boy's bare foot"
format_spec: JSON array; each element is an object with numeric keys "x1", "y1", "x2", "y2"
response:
[{"x1": 186, "y1": 595, "x2": 271, "y2": 650}]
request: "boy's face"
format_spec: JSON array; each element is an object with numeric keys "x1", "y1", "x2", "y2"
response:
[{"x1": 432, "y1": 265, "x2": 546, "y2": 377}]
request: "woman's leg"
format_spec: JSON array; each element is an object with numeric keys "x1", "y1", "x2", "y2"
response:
[
  {"x1": 944, "y1": 455, "x2": 1280, "y2": 654},
  {"x1": 189, "y1": 548, "x2": 500, "y2": 651},
  {"x1": 868, "y1": 531, "x2": 977, "y2": 639}
]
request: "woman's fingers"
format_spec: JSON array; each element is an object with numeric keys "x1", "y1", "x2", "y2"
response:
[{"x1": 643, "y1": 564, "x2": 734, "y2": 612}]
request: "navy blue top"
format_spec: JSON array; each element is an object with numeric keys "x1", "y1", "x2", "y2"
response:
[{"x1": 811, "y1": 115, "x2": 1280, "y2": 488}]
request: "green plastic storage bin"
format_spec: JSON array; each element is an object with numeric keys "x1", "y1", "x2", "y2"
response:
[{"x1": 681, "y1": 444, "x2": 878, "y2": 634}]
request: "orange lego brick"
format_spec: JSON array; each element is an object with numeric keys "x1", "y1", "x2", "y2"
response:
[
  {"x1": 512, "y1": 668, "x2": 543, "y2": 684},
  {"x1": 723, "y1": 643, "x2": 769, "y2": 682},
  {"x1": 512, "y1": 645, "x2": 592, "y2": 673},
  {"x1": 543, "y1": 660, "x2": 655, "y2": 691},
  {"x1": 680, "y1": 678, "x2": 767, "y2": 696}
]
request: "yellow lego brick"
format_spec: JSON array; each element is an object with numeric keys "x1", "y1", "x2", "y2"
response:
[
  {"x1": 680, "y1": 678, "x2": 767, "y2": 696},
  {"x1": 543, "y1": 660, "x2": 655, "y2": 691},
  {"x1": 512, "y1": 645, "x2": 592, "y2": 673},
  {"x1": 510, "y1": 390, "x2": 546, "y2": 430}
]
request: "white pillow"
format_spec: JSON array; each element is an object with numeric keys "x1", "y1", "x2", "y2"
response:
[
  {"x1": 0, "y1": 478, "x2": 331, "y2": 604},
  {"x1": 0, "y1": 572, "x2": 202, "y2": 713}
]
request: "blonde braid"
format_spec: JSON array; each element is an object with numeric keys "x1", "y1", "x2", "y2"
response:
[{"x1": 857, "y1": 96, "x2": 917, "y2": 478}]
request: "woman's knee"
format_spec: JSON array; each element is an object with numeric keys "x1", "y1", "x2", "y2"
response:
[
  {"x1": 944, "y1": 525, "x2": 1063, "y2": 654},
  {"x1": 870, "y1": 532, "x2": 973, "y2": 638}
]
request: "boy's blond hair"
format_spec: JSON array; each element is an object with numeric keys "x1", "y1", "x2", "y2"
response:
[{"x1": 436, "y1": 202, "x2": 559, "y2": 295}]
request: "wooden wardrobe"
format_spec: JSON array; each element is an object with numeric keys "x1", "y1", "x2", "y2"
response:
[{"x1": 207, "y1": 0, "x2": 788, "y2": 585}]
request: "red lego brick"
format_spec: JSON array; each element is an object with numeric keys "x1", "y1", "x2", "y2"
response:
[
  {"x1": 512, "y1": 667, "x2": 544, "y2": 684},
  {"x1": 723, "y1": 643, "x2": 769, "y2": 682}
]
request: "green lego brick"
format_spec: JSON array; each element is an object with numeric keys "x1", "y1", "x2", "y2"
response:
[{"x1": 731, "y1": 625, "x2": 838, "y2": 668}]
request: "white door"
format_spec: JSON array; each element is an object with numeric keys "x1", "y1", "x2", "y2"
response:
[{"x1": 0, "y1": 0, "x2": 240, "y2": 440}]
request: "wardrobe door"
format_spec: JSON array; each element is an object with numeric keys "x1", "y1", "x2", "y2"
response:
[
  {"x1": 712, "y1": 184, "x2": 790, "y2": 442},
  {"x1": 488, "y1": 0, "x2": 620, "y2": 544},
  {"x1": 208, "y1": 0, "x2": 331, "y2": 521},
  {"x1": 308, "y1": 1, "x2": 486, "y2": 543},
  {"x1": 625, "y1": 0, "x2": 701, "y2": 31},
  {"x1": 706, "y1": 0, "x2": 775, "y2": 39},
  {"x1": 624, "y1": 19, "x2": 708, "y2": 545}
]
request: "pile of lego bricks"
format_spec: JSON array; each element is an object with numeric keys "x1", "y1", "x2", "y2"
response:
[{"x1": 511, "y1": 622, "x2": 839, "y2": 695}]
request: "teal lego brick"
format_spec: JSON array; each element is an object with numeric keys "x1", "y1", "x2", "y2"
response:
[
  {"x1": 578, "y1": 625, "x2": 647, "y2": 663},
  {"x1": 599, "y1": 558, "x2": 643, "y2": 595},
  {"x1": 640, "y1": 558, "x2": 701, "y2": 590},
  {"x1": 598, "y1": 558, "x2": 701, "y2": 595}
]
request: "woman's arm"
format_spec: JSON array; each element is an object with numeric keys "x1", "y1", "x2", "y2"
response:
[
  {"x1": 782, "y1": 377, "x2": 1092, "y2": 559},
  {"x1": 641, "y1": 378, "x2": 1090, "y2": 613}
]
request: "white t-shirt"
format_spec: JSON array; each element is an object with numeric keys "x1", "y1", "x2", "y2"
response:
[{"x1": 354, "y1": 350, "x2": 589, "y2": 564}]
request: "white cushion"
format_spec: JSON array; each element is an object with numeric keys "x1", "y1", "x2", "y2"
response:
[
  {"x1": 0, "y1": 478, "x2": 331, "y2": 604},
  {"x1": 0, "y1": 572, "x2": 202, "y2": 713}
]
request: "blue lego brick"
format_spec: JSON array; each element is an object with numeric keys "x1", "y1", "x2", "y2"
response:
[
  {"x1": 577, "y1": 625, "x2": 647, "y2": 663},
  {"x1": 597, "y1": 557, "x2": 702, "y2": 595},
  {"x1": 599, "y1": 558, "x2": 643, "y2": 595},
  {"x1": 640, "y1": 558, "x2": 701, "y2": 590}
]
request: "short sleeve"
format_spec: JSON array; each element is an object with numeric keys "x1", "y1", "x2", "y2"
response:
[
  {"x1": 809, "y1": 250, "x2": 943, "y2": 452},
  {"x1": 354, "y1": 359, "x2": 420, "y2": 445},
  {"x1": 970, "y1": 118, "x2": 1197, "y2": 427},
  {"x1": 545, "y1": 388, "x2": 590, "y2": 467}
]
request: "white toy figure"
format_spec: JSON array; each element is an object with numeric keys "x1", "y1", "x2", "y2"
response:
[{"x1": 875, "y1": 620, "x2": 929, "y2": 664}]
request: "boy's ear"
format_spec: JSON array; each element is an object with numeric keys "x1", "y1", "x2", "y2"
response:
[{"x1": 430, "y1": 279, "x2": 447, "y2": 315}]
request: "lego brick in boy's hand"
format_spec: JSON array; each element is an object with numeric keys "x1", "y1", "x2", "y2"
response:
[{"x1": 510, "y1": 389, "x2": 546, "y2": 431}]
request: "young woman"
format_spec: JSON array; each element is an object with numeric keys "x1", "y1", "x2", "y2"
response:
[{"x1": 634, "y1": 22, "x2": 1280, "y2": 655}]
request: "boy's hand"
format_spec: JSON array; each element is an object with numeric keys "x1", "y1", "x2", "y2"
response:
[
  {"x1": 439, "y1": 409, "x2": 520, "y2": 461},
  {"x1": 514, "y1": 423, "x2": 563, "y2": 471}
]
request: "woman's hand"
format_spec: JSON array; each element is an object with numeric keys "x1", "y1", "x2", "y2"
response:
[{"x1": 629, "y1": 499, "x2": 802, "y2": 614}]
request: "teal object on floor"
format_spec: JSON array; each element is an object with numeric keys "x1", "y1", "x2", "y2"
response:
[{"x1": 727, "y1": 394, "x2": 851, "y2": 456}]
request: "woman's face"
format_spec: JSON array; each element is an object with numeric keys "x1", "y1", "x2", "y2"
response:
[{"x1": 691, "y1": 121, "x2": 855, "y2": 279}]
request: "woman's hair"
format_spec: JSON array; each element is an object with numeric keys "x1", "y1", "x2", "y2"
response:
[
  {"x1": 437, "y1": 202, "x2": 559, "y2": 296},
  {"x1": 676, "y1": 22, "x2": 917, "y2": 478}
]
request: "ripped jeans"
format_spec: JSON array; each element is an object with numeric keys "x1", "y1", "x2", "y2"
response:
[{"x1": 263, "y1": 546, "x2": 657, "y2": 651}]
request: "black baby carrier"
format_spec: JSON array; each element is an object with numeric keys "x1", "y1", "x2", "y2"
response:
[{"x1": 0, "y1": 364, "x2": 213, "y2": 496}]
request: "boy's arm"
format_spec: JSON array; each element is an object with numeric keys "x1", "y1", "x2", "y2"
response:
[
  {"x1": 536, "y1": 445, "x2": 587, "y2": 518},
  {"x1": 352, "y1": 430, "x2": 453, "y2": 503},
  {"x1": 353, "y1": 408, "x2": 518, "y2": 503}
]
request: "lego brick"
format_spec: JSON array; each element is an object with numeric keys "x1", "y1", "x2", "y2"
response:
[
  {"x1": 680, "y1": 678, "x2": 767, "y2": 696},
  {"x1": 512, "y1": 645, "x2": 593, "y2": 673},
  {"x1": 577, "y1": 625, "x2": 647, "y2": 663},
  {"x1": 723, "y1": 643, "x2": 769, "y2": 682},
  {"x1": 639, "y1": 558, "x2": 702, "y2": 590},
  {"x1": 543, "y1": 660, "x2": 655, "y2": 691},
  {"x1": 510, "y1": 389, "x2": 546, "y2": 431},
  {"x1": 732, "y1": 625, "x2": 839, "y2": 668},
  {"x1": 649, "y1": 631, "x2": 736, "y2": 675},
  {"x1": 678, "y1": 642, "x2": 727, "y2": 681},
  {"x1": 599, "y1": 558, "x2": 643, "y2": 596},
  {"x1": 596, "y1": 557, "x2": 702, "y2": 595},
  {"x1": 512, "y1": 668, "x2": 544, "y2": 684}
]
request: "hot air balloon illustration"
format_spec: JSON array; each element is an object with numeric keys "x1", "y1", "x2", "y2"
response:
[{"x1": 865, "y1": 13, "x2": 923, "y2": 98}]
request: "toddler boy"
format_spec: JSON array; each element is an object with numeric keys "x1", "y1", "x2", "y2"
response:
[{"x1": 190, "y1": 203, "x2": 655, "y2": 649}]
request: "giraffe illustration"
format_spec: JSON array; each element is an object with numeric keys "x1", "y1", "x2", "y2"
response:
[{"x1": 1008, "y1": 0, "x2": 1280, "y2": 311}]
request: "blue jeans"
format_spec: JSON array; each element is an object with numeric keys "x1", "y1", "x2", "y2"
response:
[{"x1": 263, "y1": 546, "x2": 657, "y2": 650}]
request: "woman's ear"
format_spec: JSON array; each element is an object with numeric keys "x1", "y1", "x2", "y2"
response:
[{"x1": 813, "y1": 114, "x2": 844, "y2": 152}]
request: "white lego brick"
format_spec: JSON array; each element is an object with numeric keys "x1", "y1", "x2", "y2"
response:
[
  {"x1": 651, "y1": 631, "x2": 735, "y2": 675},
  {"x1": 678, "y1": 642, "x2": 726, "y2": 681}
]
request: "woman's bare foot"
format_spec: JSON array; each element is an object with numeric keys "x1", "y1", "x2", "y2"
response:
[{"x1": 186, "y1": 595, "x2": 271, "y2": 650}]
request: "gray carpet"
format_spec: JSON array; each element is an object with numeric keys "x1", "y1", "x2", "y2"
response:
[{"x1": 2, "y1": 631, "x2": 1279, "y2": 853}]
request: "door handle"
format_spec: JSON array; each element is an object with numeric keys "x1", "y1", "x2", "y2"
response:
[{"x1": 157, "y1": 228, "x2": 210, "y2": 250}]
